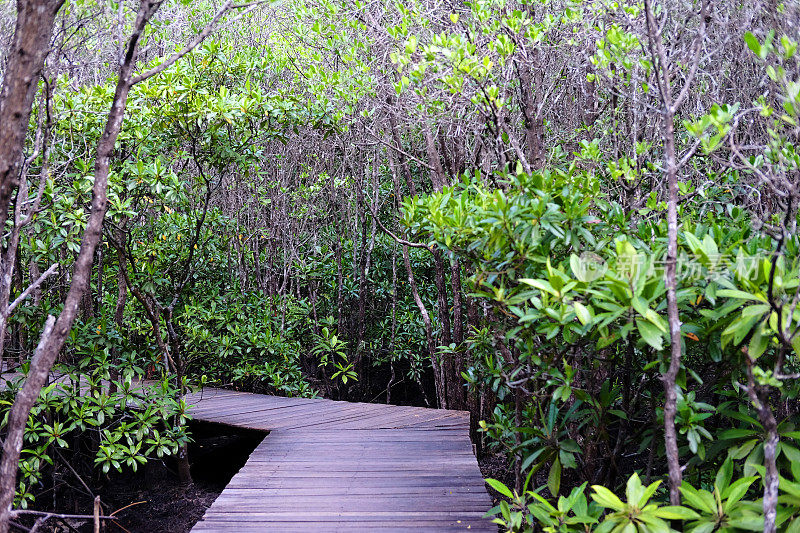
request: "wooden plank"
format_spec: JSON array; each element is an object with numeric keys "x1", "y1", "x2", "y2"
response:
[
  {"x1": 220, "y1": 401, "x2": 390, "y2": 425},
  {"x1": 192, "y1": 521, "x2": 495, "y2": 533},
  {"x1": 217, "y1": 487, "x2": 488, "y2": 496},
  {"x1": 224, "y1": 475, "x2": 488, "y2": 487},
  {"x1": 269, "y1": 404, "x2": 426, "y2": 430},
  {"x1": 197, "y1": 511, "x2": 491, "y2": 519},
  {"x1": 210, "y1": 488, "x2": 490, "y2": 498},
  {"x1": 205, "y1": 500, "x2": 491, "y2": 510},
  {"x1": 328, "y1": 409, "x2": 462, "y2": 430}
]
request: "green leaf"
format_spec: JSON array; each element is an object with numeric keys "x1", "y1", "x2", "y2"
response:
[
  {"x1": 591, "y1": 485, "x2": 625, "y2": 511},
  {"x1": 637, "y1": 319, "x2": 664, "y2": 350},
  {"x1": 485, "y1": 478, "x2": 514, "y2": 499},
  {"x1": 680, "y1": 484, "x2": 715, "y2": 514},
  {"x1": 748, "y1": 322, "x2": 771, "y2": 358},
  {"x1": 786, "y1": 517, "x2": 800, "y2": 533},
  {"x1": 717, "y1": 289, "x2": 766, "y2": 302},
  {"x1": 722, "y1": 313, "x2": 762, "y2": 347},
  {"x1": 727, "y1": 514, "x2": 765, "y2": 531},
  {"x1": 560, "y1": 449, "x2": 577, "y2": 469},
  {"x1": 631, "y1": 296, "x2": 650, "y2": 318},
  {"x1": 720, "y1": 428, "x2": 759, "y2": 439},
  {"x1": 548, "y1": 457, "x2": 562, "y2": 496},
  {"x1": 689, "y1": 523, "x2": 717, "y2": 533},
  {"x1": 574, "y1": 302, "x2": 591, "y2": 325},
  {"x1": 626, "y1": 472, "x2": 644, "y2": 505},
  {"x1": 729, "y1": 439, "x2": 759, "y2": 460},
  {"x1": 715, "y1": 458, "x2": 733, "y2": 491},
  {"x1": 792, "y1": 333, "x2": 800, "y2": 357},
  {"x1": 722, "y1": 476, "x2": 758, "y2": 510},
  {"x1": 520, "y1": 448, "x2": 546, "y2": 472},
  {"x1": 781, "y1": 443, "x2": 800, "y2": 464},
  {"x1": 777, "y1": 475, "x2": 800, "y2": 499},
  {"x1": 654, "y1": 506, "x2": 700, "y2": 520},
  {"x1": 743, "y1": 32, "x2": 762, "y2": 59},
  {"x1": 520, "y1": 278, "x2": 559, "y2": 297},
  {"x1": 639, "y1": 478, "x2": 662, "y2": 507}
]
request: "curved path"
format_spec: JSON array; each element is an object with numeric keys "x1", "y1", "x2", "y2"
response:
[{"x1": 187, "y1": 387, "x2": 495, "y2": 532}]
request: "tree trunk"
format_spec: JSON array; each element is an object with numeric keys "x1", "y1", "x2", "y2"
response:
[
  {"x1": 114, "y1": 249, "x2": 127, "y2": 327},
  {"x1": 402, "y1": 245, "x2": 443, "y2": 408},
  {"x1": 449, "y1": 255, "x2": 466, "y2": 410},
  {"x1": 517, "y1": 57, "x2": 545, "y2": 169},
  {"x1": 0, "y1": 0, "x2": 64, "y2": 233},
  {"x1": 745, "y1": 356, "x2": 779, "y2": 533},
  {"x1": 422, "y1": 121, "x2": 446, "y2": 191},
  {"x1": 335, "y1": 236, "x2": 343, "y2": 328},
  {"x1": 0, "y1": 3, "x2": 159, "y2": 530},
  {"x1": 660, "y1": 98, "x2": 684, "y2": 508},
  {"x1": 643, "y1": 0, "x2": 708, "y2": 505}
]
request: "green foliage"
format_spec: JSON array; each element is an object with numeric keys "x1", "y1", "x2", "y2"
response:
[
  {"x1": 179, "y1": 291, "x2": 316, "y2": 398},
  {"x1": 679, "y1": 460, "x2": 762, "y2": 532},
  {"x1": 487, "y1": 478, "x2": 601, "y2": 532},
  {"x1": 591, "y1": 474, "x2": 699, "y2": 533},
  {"x1": 485, "y1": 470, "x2": 786, "y2": 533},
  {"x1": 1, "y1": 362, "x2": 187, "y2": 508},
  {"x1": 406, "y1": 155, "x2": 800, "y2": 527}
]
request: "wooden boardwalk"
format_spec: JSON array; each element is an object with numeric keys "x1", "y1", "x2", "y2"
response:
[{"x1": 186, "y1": 387, "x2": 494, "y2": 532}]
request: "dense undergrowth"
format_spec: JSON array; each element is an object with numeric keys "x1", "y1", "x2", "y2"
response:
[{"x1": 1, "y1": 0, "x2": 800, "y2": 531}]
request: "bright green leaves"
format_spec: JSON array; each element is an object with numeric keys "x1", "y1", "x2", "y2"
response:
[
  {"x1": 592, "y1": 24, "x2": 644, "y2": 88},
  {"x1": 744, "y1": 31, "x2": 773, "y2": 61},
  {"x1": 9, "y1": 374, "x2": 188, "y2": 506},
  {"x1": 573, "y1": 301, "x2": 592, "y2": 325},
  {"x1": 520, "y1": 259, "x2": 577, "y2": 300},
  {"x1": 518, "y1": 259, "x2": 591, "y2": 343},
  {"x1": 386, "y1": 0, "x2": 559, "y2": 107},
  {"x1": 491, "y1": 467, "x2": 767, "y2": 533},
  {"x1": 493, "y1": 33, "x2": 516, "y2": 58},
  {"x1": 591, "y1": 485, "x2": 625, "y2": 511},
  {"x1": 403, "y1": 34, "x2": 418, "y2": 54},
  {"x1": 591, "y1": 473, "x2": 699, "y2": 533},
  {"x1": 636, "y1": 319, "x2": 664, "y2": 351},
  {"x1": 683, "y1": 233, "x2": 720, "y2": 269},
  {"x1": 313, "y1": 325, "x2": 357, "y2": 385},
  {"x1": 683, "y1": 103, "x2": 739, "y2": 155},
  {"x1": 624, "y1": 473, "x2": 661, "y2": 510},
  {"x1": 486, "y1": 477, "x2": 514, "y2": 499},
  {"x1": 741, "y1": 29, "x2": 800, "y2": 176},
  {"x1": 567, "y1": 239, "x2": 670, "y2": 352},
  {"x1": 722, "y1": 303, "x2": 769, "y2": 353},
  {"x1": 714, "y1": 249, "x2": 800, "y2": 358},
  {"x1": 488, "y1": 479, "x2": 602, "y2": 532},
  {"x1": 680, "y1": 460, "x2": 762, "y2": 532},
  {"x1": 405, "y1": 168, "x2": 613, "y2": 348}
]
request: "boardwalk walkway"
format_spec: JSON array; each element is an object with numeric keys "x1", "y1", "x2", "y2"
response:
[{"x1": 186, "y1": 387, "x2": 495, "y2": 532}]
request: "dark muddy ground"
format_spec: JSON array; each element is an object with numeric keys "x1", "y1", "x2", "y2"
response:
[{"x1": 10, "y1": 422, "x2": 263, "y2": 533}]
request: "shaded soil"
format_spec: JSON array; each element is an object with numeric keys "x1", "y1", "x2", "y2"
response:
[
  {"x1": 479, "y1": 451, "x2": 513, "y2": 508},
  {"x1": 104, "y1": 422, "x2": 264, "y2": 533},
  {"x1": 105, "y1": 475, "x2": 220, "y2": 533},
  {"x1": 10, "y1": 422, "x2": 264, "y2": 533}
]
